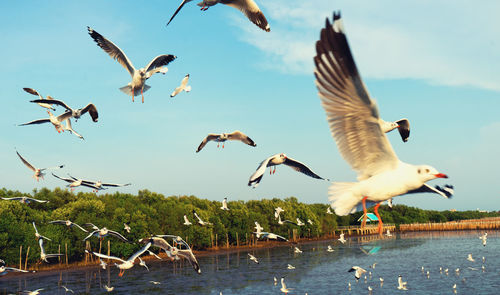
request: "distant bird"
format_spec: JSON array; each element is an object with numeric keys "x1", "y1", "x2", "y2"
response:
[
  {"x1": 0, "y1": 262, "x2": 33, "y2": 276},
  {"x1": 380, "y1": 119, "x2": 411, "y2": 143},
  {"x1": 287, "y1": 264, "x2": 295, "y2": 270},
  {"x1": 255, "y1": 231, "x2": 288, "y2": 242},
  {"x1": 294, "y1": 247, "x2": 302, "y2": 254},
  {"x1": 348, "y1": 266, "x2": 366, "y2": 281},
  {"x1": 274, "y1": 277, "x2": 277, "y2": 286},
  {"x1": 368, "y1": 286, "x2": 373, "y2": 293},
  {"x1": 254, "y1": 222, "x2": 264, "y2": 237},
  {"x1": 62, "y1": 118, "x2": 84, "y2": 140},
  {"x1": 348, "y1": 282, "x2": 351, "y2": 291},
  {"x1": 16, "y1": 151, "x2": 64, "y2": 181},
  {"x1": 421, "y1": 266, "x2": 425, "y2": 273},
  {"x1": 29, "y1": 98, "x2": 98, "y2": 122},
  {"x1": 138, "y1": 257, "x2": 149, "y2": 271},
  {"x1": 379, "y1": 277, "x2": 384, "y2": 287},
  {"x1": 455, "y1": 268, "x2": 460, "y2": 274},
  {"x1": 338, "y1": 233, "x2": 346, "y2": 244},
  {"x1": 65, "y1": 175, "x2": 131, "y2": 192},
  {"x1": 32, "y1": 222, "x2": 51, "y2": 241},
  {"x1": 87, "y1": 242, "x2": 152, "y2": 276},
  {"x1": 467, "y1": 254, "x2": 475, "y2": 262},
  {"x1": 314, "y1": 12, "x2": 449, "y2": 235},
  {"x1": 83, "y1": 224, "x2": 130, "y2": 243},
  {"x1": 170, "y1": 74, "x2": 191, "y2": 97},
  {"x1": 277, "y1": 215, "x2": 297, "y2": 226},
  {"x1": 397, "y1": 275, "x2": 408, "y2": 290},
  {"x1": 307, "y1": 219, "x2": 313, "y2": 225},
  {"x1": 482, "y1": 256, "x2": 485, "y2": 263},
  {"x1": 248, "y1": 153, "x2": 327, "y2": 188},
  {"x1": 23, "y1": 87, "x2": 55, "y2": 110},
  {"x1": 426, "y1": 271, "x2": 430, "y2": 278},
  {"x1": 139, "y1": 235, "x2": 201, "y2": 274},
  {"x1": 124, "y1": 223, "x2": 131, "y2": 233},
  {"x1": 275, "y1": 207, "x2": 285, "y2": 219},
  {"x1": 150, "y1": 281, "x2": 161, "y2": 285},
  {"x1": 220, "y1": 197, "x2": 230, "y2": 211},
  {"x1": 444, "y1": 268, "x2": 449, "y2": 275},
  {"x1": 99, "y1": 258, "x2": 107, "y2": 269},
  {"x1": 21, "y1": 289, "x2": 44, "y2": 295},
  {"x1": 52, "y1": 173, "x2": 99, "y2": 191},
  {"x1": 166, "y1": 0, "x2": 270, "y2": 32},
  {"x1": 280, "y1": 277, "x2": 292, "y2": 294},
  {"x1": 49, "y1": 220, "x2": 88, "y2": 233},
  {"x1": 327, "y1": 245, "x2": 334, "y2": 252},
  {"x1": 62, "y1": 286, "x2": 74, "y2": 293},
  {"x1": 386, "y1": 229, "x2": 392, "y2": 237},
  {"x1": 248, "y1": 253, "x2": 259, "y2": 264},
  {"x1": 193, "y1": 211, "x2": 212, "y2": 226},
  {"x1": 38, "y1": 239, "x2": 63, "y2": 263},
  {"x1": 196, "y1": 130, "x2": 256, "y2": 152},
  {"x1": 1, "y1": 196, "x2": 48, "y2": 204},
  {"x1": 19, "y1": 110, "x2": 73, "y2": 133},
  {"x1": 104, "y1": 285, "x2": 114, "y2": 292},
  {"x1": 453, "y1": 284, "x2": 457, "y2": 293},
  {"x1": 183, "y1": 215, "x2": 192, "y2": 225},
  {"x1": 326, "y1": 207, "x2": 333, "y2": 214},
  {"x1": 88, "y1": 27, "x2": 176, "y2": 103},
  {"x1": 479, "y1": 232, "x2": 487, "y2": 246},
  {"x1": 296, "y1": 218, "x2": 305, "y2": 226},
  {"x1": 370, "y1": 263, "x2": 377, "y2": 269}
]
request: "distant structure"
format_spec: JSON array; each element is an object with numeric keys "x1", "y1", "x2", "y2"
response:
[{"x1": 357, "y1": 213, "x2": 379, "y2": 223}]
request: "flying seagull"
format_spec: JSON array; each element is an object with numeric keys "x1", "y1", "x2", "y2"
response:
[
  {"x1": 248, "y1": 253, "x2": 259, "y2": 264},
  {"x1": 86, "y1": 242, "x2": 152, "y2": 276},
  {"x1": 62, "y1": 118, "x2": 84, "y2": 140},
  {"x1": 277, "y1": 215, "x2": 298, "y2": 226},
  {"x1": 479, "y1": 232, "x2": 487, "y2": 246},
  {"x1": 397, "y1": 275, "x2": 408, "y2": 290},
  {"x1": 196, "y1": 130, "x2": 256, "y2": 152},
  {"x1": 19, "y1": 110, "x2": 73, "y2": 133},
  {"x1": 296, "y1": 218, "x2": 305, "y2": 226},
  {"x1": 248, "y1": 153, "x2": 327, "y2": 188},
  {"x1": 87, "y1": 27, "x2": 176, "y2": 103},
  {"x1": 66, "y1": 175, "x2": 131, "y2": 192},
  {"x1": 170, "y1": 74, "x2": 191, "y2": 98},
  {"x1": 124, "y1": 223, "x2": 131, "y2": 233},
  {"x1": 38, "y1": 238, "x2": 63, "y2": 263},
  {"x1": 49, "y1": 220, "x2": 88, "y2": 233},
  {"x1": 254, "y1": 231, "x2": 288, "y2": 242},
  {"x1": 314, "y1": 12, "x2": 448, "y2": 235},
  {"x1": 275, "y1": 207, "x2": 284, "y2": 219},
  {"x1": 23, "y1": 87, "x2": 55, "y2": 111},
  {"x1": 183, "y1": 215, "x2": 193, "y2": 225},
  {"x1": 16, "y1": 151, "x2": 64, "y2": 181},
  {"x1": 166, "y1": 0, "x2": 270, "y2": 32},
  {"x1": 193, "y1": 211, "x2": 212, "y2": 226},
  {"x1": 52, "y1": 173, "x2": 99, "y2": 191},
  {"x1": 83, "y1": 224, "x2": 130, "y2": 243},
  {"x1": 32, "y1": 222, "x2": 51, "y2": 241},
  {"x1": 0, "y1": 260, "x2": 34, "y2": 276},
  {"x1": 280, "y1": 277, "x2": 292, "y2": 294},
  {"x1": 29, "y1": 98, "x2": 98, "y2": 122},
  {"x1": 1, "y1": 196, "x2": 48, "y2": 204},
  {"x1": 220, "y1": 197, "x2": 230, "y2": 211},
  {"x1": 338, "y1": 233, "x2": 346, "y2": 244},
  {"x1": 348, "y1": 266, "x2": 366, "y2": 281}
]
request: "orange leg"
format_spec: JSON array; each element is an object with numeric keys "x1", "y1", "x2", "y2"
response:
[
  {"x1": 132, "y1": 87, "x2": 135, "y2": 102},
  {"x1": 361, "y1": 196, "x2": 368, "y2": 229},
  {"x1": 273, "y1": 167, "x2": 276, "y2": 174},
  {"x1": 118, "y1": 269, "x2": 124, "y2": 277},
  {"x1": 222, "y1": 143, "x2": 224, "y2": 148},
  {"x1": 141, "y1": 87, "x2": 144, "y2": 103},
  {"x1": 374, "y1": 202, "x2": 383, "y2": 235}
]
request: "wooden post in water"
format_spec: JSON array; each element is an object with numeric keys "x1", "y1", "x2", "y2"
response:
[
  {"x1": 99, "y1": 239, "x2": 102, "y2": 255},
  {"x1": 19, "y1": 245, "x2": 22, "y2": 270},
  {"x1": 65, "y1": 243, "x2": 68, "y2": 266},
  {"x1": 215, "y1": 233, "x2": 218, "y2": 248},
  {"x1": 58, "y1": 244, "x2": 61, "y2": 264},
  {"x1": 107, "y1": 240, "x2": 110, "y2": 258},
  {"x1": 226, "y1": 233, "x2": 229, "y2": 249},
  {"x1": 210, "y1": 232, "x2": 213, "y2": 248},
  {"x1": 24, "y1": 246, "x2": 30, "y2": 270},
  {"x1": 236, "y1": 232, "x2": 239, "y2": 247}
]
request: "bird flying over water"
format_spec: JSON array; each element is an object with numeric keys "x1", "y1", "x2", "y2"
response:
[
  {"x1": 87, "y1": 27, "x2": 176, "y2": 103},
  {"x1": 314, "y1": 12, "x2": 449, "y2": 235},
  {"x1": 38, "y1": 238, "x2": 63, "y2": 263},
  {"x1": 248, "y1": 253, "x2": 259, "y2": 264},
  {"x1": 348, "y1": 266, "x2": 366, "y2": 281},
  {"x1": 196, "y1": 130, "x2": 256, "y2": 152},
  {"x1": 86, "y1": 242, "x2": 152, "y2": 276},
  {"x1": 49, "y1": 220, "x2": 88, "y2": 233},
  {"x1": 83, "y1": 224, "x2": 130, "y2": 243},
  {"x1": 397, "y1": 275, "x2": 408, "y2": 290},
  {"x1": 166, "y1": 0, "x2": 270, "y2": 32},
  {"x1": 16, "y1": 151, "x2": 64, "y2": 181},
  {"x1": 479, "y1": 232, "x2": 487, "y2": 246}
]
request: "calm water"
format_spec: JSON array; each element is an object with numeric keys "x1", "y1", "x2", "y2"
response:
[{"x1": 1, "y1": 231, "x2": 499, "y2": 294}]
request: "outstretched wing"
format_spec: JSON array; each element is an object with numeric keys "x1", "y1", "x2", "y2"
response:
[
  {"x1": 30, "y1": 99, "x2": 71, "y2": 111},
  {"x1": 80, "y1": 104, "x2": 99, "y2": 122},
  {"x1": 166, "y1": 0, "x2": 191, "y2": 26},
  {"x1": 52, "y1": 173, "x2": 74, "y2": 183},
  {"x1": 90, "y1": 252, "x2": 126, "y2": 264},
  {"x1": 227, "y1": 130, "x2": 256, "y2": 147},
  {"x1": 396, "y1": 118, "x2": 410, "y2": 142},
  {"x1": 248, "y1": 155, "x2": 274, "y2": 187},
  {"x1": 224, "y1": 0, "x2": 270, "y2": 32},
  {"x1": 87, "y1": 26, "x2": 136, "y2": 76},
  {"x1": 144, "y1": 55, "x2": 177, "y2": 74},
  {"x1": 16, "y1": 151, "x2": 36, "y2": 172},
  {"x1": 283, "y1": 157, "x2": 326, "y2": 180},
  {"x1": 196, "y1": 134, "x2": 219, "y2": 153},
  {"x1": 19, "y1": 119, "x2": 50, "y2": 126},
  {"x1": 107, "y1": 230, "x2": 131, "y2": 243}
]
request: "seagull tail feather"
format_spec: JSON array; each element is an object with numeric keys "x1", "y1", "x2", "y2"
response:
[
  {"x1": 119, "y1": 85, "x2": 151, "y2": 96},
  {"x1": 328, "y1": 182, "x2": 363, "y2": 216}
]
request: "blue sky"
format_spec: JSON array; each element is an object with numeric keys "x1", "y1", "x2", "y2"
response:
[{"x1": 1, "y1": 1, "x2": 499, "y2": 211}]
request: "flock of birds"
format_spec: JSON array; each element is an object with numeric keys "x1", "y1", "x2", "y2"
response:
[{"x1": 2, "y1": 0, "x2": 464, "y2": 293}]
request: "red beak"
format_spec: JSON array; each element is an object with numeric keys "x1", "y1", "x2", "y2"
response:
[{"x1": 434, "y1": 173, "x2": 448, "y2": 179}]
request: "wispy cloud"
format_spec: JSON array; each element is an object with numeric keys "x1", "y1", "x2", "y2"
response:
[{"x1": 233, "y1": 0, "x2": 500, "y2": 91}]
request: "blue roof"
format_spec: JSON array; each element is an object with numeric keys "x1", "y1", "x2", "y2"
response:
[{"x1": 357, "y1": 213, "x2": 379, "y2": 222}]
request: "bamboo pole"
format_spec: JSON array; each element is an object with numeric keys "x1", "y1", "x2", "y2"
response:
[
  {"x1": 236, "y1": 232, "x2": 239, "y2": 247},
  {"x1": 215, "y1": 233, "x2": 218, "y2": 248},
  {"x1": 226, "y1": 233, "x2": 229, "y2": 249},
  {"x1": 65, "y1": 243, "x2": 68, "y2": 266},
  {"x1": 58, "y1": 244, "x2": 61, "y2": 264},
  {"x1": 19, "y1": 245, "x2": 22, "y2": 270},
  {"x1": 107, "y1": 240, "x2": 110, "y2": 258},
  {"x1": 24, "y1": 246, "x2": 30, "y2": 271}
]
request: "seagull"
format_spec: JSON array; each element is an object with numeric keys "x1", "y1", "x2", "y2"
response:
[
  {"x1": 275, "y1": 207, "x2": 285, "y2": 219},
  {"x1": 29, "y1": 98, "x2": 98, "y2": 122},
  {"x1": 287, "y1": 264, "x2": 295, "y2": 270},
  {"x1": 274, "y1": 277, "x2": 278, "y2": 286},
  {"x1": 397, "y1": 275, "x2": 408, "y2": 290},
  {"x1": 19, "y1": 110, "x2": 73, "y2": 133},
  {"x1": 38, "y1": 239, "x2": 63, "y2": 263},
  {"x1": 296, "y1": 218, "x2": 305, "y2": 226},
  {"x1": 21, "y1": 289, "x2": 44, "y2": 295},
  {"x1": 62, "y1": 118, "x2": 84, "y2": 140},
  {"x1": 138, "y1": 257, "x2": 149, "y2": 271},
  {"x1": 348, "y1": 266, "x2": 366, "y2": 281},
  {"x1": 307, "y1": 219, "x2": 314, "y2": 225},
  {"x1": 196, "y1": 130, "x2": 256, "y2": 152},
  {"x1": 467, "y1": 254, "x2": 475, "y2": 262},
  {"x1": 479, "y1": 232, "x2": 487, "y2": 246},
  {"x1": 338, "y1": 233, "x2": 346, "y2": 244},
  {"x1": 1, "y1": 196, "x2": 48, "y2": 204},
  {"x1": 16, "y1": 151, "x2": 64, "y2": 181},
  {"x1": 386, "y1": 229, "x2": 392, "y2": 237},
  {"x1": 327, "y1": 245, "x2": 334, "y2": 252},
  {"x1": 314, "y1": 12, "x2": 449, "y2": 235},
  {"x1": 326, "y1": 207, "x2": 333, "y2": 214},
  {"x1": 294, "y1": 247, "x2": 302, "y2": 254},
  {"x1": 254, "y1": 221, "x2": 264, "y2": 237},
  {"x1": 139, "y1": 235, "x2": 201, "y2": 274},
  {"x1": 277, "y1": 215, "x2": 298, "y2": 226},
  {"x1": 368, "y1": 286, "x2": 373, "y2": 293},
  {"x1": 124, "y1": 223, "x2": 131, "y2": 233},
  {"x1": 379, "y1": 277, "x2": 384, "y2": 287},
  {"x1": 88, "y1": 27, "x2": 176, "y2": 103},
  {"x1": 248, "y1": 153, "x2": 327, "y2": 188},
  {"x1": 280, "y1": 277, "x2": 292, "y2": 294},
  {"x1": 150, "y1": 281, "x2": 161, "y2": 285},
  {"x1": 0, "y1": 263, "x2": 33, "y2": 276},
  {"x1": 86, "y1": 242, "x2": 151, "y2": 276},
  {"x1": 220, "y1": 197, "x2": 230, "y2": 211},
  {"x1": 61, "y1": 286, "x2": 74, "y2": 293},
  {"x1": 183, "y1": 215, "x2": 192, "y2": 225},
  {"x1": 370, "y1": 263, "x2": 377, "y2": 269},
  {"x1": 248, "y1": 253, "x2": 259, "y2": 264},
  {"x1": 255, "y1": 231, "x2": 288, "y2": 242},
  {"x1": 380, "y1": 119, "x2": 411, "y2": 142},
  {"x1": 193, "y1": 211, "x2": 212, "y2": 226},
  {"x1": 99, "y1": 258, "x2": 107, "y2": 269},
  {"x1": 83, "y1": 224, "x2": 130, "y2": 243},
  {"x1": 104, "y1": 285, "x2": 114, "y2": 292},
  {"x1": 166, "y1": 0, "x2": 270, "y2": 32},
  {"x1": 48, "y1": 220, "x2": 88, "y2": 233},
  {"x1": 482, "y1": 256, "x2": 485, "y2": 263},
  {"x1": 170, "y1": 74, "x2": 191, "y2": 98},
  {"x1": 452, "y1": 284, "x2": 457, "y2": 294},
  {"x1": 23, "y1": 87, "x2": 55, "y2": 110},
  {"x1": 33, "y1": 222, "x2": 51, "y2": 241},
  {"x1": 348, "y1": 282, "x2": 351, "y2": 291},
  {"x1": 426, "y1": 271, "x2": 430, "y2": 278},
  {"x1": 52, "y1": 173, "x2": 99, "y2": 191},
  {"x1": 147, "y1": 250, "x2": 163, "y2": 260},
  {"x1": 455, "y1": 268, "x2": 460, "y2": 274},
  {"x1": 66, "y1": 175, "x2": 131, "y2": 193}
]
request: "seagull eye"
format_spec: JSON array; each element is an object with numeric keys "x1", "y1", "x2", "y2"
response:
[
  {"x1": 425, "y1": 169, "x2": 430, "y2": 173},
  {"x1": 417, "y1": 169, "x2": 421, "y2": 174}
]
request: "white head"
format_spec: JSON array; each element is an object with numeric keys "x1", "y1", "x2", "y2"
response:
[{"x1": 416, "y1": 165, "x2": 448, "y2": 182}]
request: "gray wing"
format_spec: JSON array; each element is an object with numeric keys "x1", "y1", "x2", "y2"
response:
[
  {"x1": 166, "y1": 0, "x2": 192, "y2": 26},
  {"x1": 406, "y1": 183, "x2": 453, "y2": 199},
  {"x1": 196, "y1": 134, "x2": 220, "y2": 153},
  {"x1": 48, "y1": 220, "x2": 67, "y2": 225},
  {"x1": 248, "y1": 155, "x2": 274, "y2": 187},
  {"x1": 25, "y1": 197, "x2": 48, "y2": 203},
  {"x1": 144, "y1": 55, "x2": 177, "y2": 74},
  {"x1": 23, "y1": 87, "x2": 43, "y2": 98},
  {"x1": 56, "y1": 111, "x2": 73, "y2": 122},
  {"x1": 90, "y1": 252, "x2": 126, "y2": 263},
  {"x1": 283, "y1": 157, "x2": 326, "y2": 180},
  {"x1": 83, "y1": 230, "x2": 98, "y2": 241},
  {"x1": 224, "y1": 0, "x2": 270, "y2": 32},
  {"x1": 52, "y1": 173, "x2": 74, "y2": 183},
  {"x1": 100, "y1": 182, "x2": 131, "y2": 188},
  {"x1": 128, "y1": 242, "x2": 152, "y2": 262},
  {"x1": 396, "y1": 118, "x2": 410, "y2": 142},
  {"x1": 80, "y1": 104, "x2": 99, "y2": 122},
  {"x1": 314, "y1": 12, "x2": 399, "y2": 180},
  {"x1": 177, "y1": 250, "x2": 201, "y2": 274},
  {"x1": 19, "y1": 118, "x2": 50, "y2": 126},
  {"x1": 227, "y1": 130, "x2": 256, "y2": 146},
  {"x1": 71, "y1": 222, "x2": 89, "y2": 233},
  {"x1": 16, "y1": 151, "x2": 36, "y2": 172},
  {"x1": 87, "y1": 26, "x2": 136, "y2": 76},
  {"x1": 107, "y1": 230, "x2": 131, "y2": 243},
  {"x1": 29, "y1": 99, "x2": 71, "y2": 111},
  {"x1": 82, "y1": 223, "x2": 99, "y2": 230}
]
